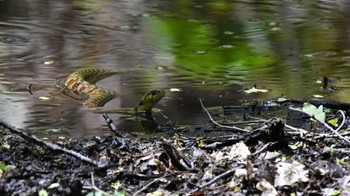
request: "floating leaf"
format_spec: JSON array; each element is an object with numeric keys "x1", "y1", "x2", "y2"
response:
[
  {"x1": 270, "y1": 27, "x2": 281, "y2": 31},
  {"x1": 221, "y1": 44, "x2": 234, "y2": 48},
  {"x1": 170, "y1": 88, "x2": 181, "y2": 92},
  {"x1": 277, "y1": 97, "x2": 288, "y2": 102},
  {"x1": 119, "y1": 25, "x2": 130, "y2": 29},
  {"x1": 315, "y1": 79, "x2": 322, "y2": 84},
  {"x1": 313, "y1": 94, "x2": 324, "y2": 99},
  {"x1": 38, "y1": 96, "x2": 50, "y2": 100},
  {"x1": 243, "y1": 86, "x2": 268, "y2": 94},
  {"x1": 223, "y1": 31, "x2": 234, "y2": 35},
  {"x1": 193, "y1": 50, "x2": 207, "y2": 55},
  {"x1": 44, "y1": 60, "x2": 54, "y2": 65},
  {"x1": 304, "y1": 54, "x2": 314, "y2": 58}
]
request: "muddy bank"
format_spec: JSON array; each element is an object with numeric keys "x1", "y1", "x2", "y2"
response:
[{"x1": 0, "y1": 102, "x2": 350, "y2": 195}]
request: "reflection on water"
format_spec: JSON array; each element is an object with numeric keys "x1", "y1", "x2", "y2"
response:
[{"x1": 1, "y1": 0, "x2": 350, "y2": 137}]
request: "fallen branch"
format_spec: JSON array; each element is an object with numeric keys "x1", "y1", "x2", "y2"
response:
[
  {"x1": 132, "y1": 178, "x2": 162, "y2": 196},
  {"x1": 102, "y1": 113, "x2": 124, "y2": 138},
  {"x1": 82, "y1": 172, "x2": 109, "y2": 195},
  {"x1": 199, "y1": 99, "x2": 249, "y2": 132},
  {"x1": 289, "y1": 107, "x2": 350, "y2": 144},
  {"x1": 336, "y1": 110, "x2": 350, "y2": 136},
  {"x1": 0, "y1": 120, "x2": 99, "y2": 167},
  {"x1": 198, "y1": 166, "x2": 242, "y2": 189},
  {"x1": 285, "y1": 124, "x2": 308, "y2": 136},
  {"x1": 162, "y1": 139, "x2": 193, "y2": 171},
  {"x1": 249, "y1": 141, "x2": 279, "y2": 157}
]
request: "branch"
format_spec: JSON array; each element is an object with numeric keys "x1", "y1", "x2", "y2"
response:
[
  {"x1": 249, "y1": 142, "x2": 279, "y2": 157},
  {"x1": 0, "y1": 120, "x2": 99, "y2": 167},
  {"x1": 198, "y1": 166, "x2": 242, "y2": 189},
  {"x1": 199, "y1": 99, "x2": 249, "y2": 132},
  {"x1": 132, "y1": 178, "x2": 161, "y2": 196},
  {"x1": 289, "y1": 107, "x2": 350, "y2": 144}
]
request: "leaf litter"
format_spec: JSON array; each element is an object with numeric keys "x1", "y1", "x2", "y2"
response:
[{"x1": 0, "y1": 98, "x2": 350, "y2": 195}]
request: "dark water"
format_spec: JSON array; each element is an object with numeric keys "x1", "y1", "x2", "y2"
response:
[{"x1": 1, "y1": 0, "x2": 350, "y2": 138}]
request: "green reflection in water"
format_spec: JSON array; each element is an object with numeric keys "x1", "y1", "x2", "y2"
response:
[{"x1": 147, "y1": 15, "x2": 276, "y2": 87}]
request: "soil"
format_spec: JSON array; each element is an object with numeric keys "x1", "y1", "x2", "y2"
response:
[{"x1": 0, "y1": 102, "x2": 350, "y2": 196}]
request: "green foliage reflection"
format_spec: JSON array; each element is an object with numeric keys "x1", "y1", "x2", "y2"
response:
[{"x1": 148, "y1": 14, "x2": 276, "y2": 86}]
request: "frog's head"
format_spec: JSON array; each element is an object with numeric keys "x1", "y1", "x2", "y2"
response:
[{"x1": 135, "y1": 89, "x2": 166, "y2": 113}]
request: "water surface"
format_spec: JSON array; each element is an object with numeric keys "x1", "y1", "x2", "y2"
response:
[{"x1": 1, "y1": 0, "x2": 350, "y2": 137}]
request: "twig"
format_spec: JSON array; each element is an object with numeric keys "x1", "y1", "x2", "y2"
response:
[
  {"x1": 199, "y1": 99, "x2": 249, "y2": 132},
  {"x1": 289, "y1": 107, "x2": 350, "y2": 144},
  {"x1": 162, "y1": 139, "x2": 192, "y2": 171},
  {"x1": 331, "y1": 148, "x2": 350, "y2": 153},
  {"x1": 285, "y1": 124, "x2": 308, "y2": 135},
  {"x1": 83, "y1": 172, "x2": 109, "y2": 195},
  {"x1": 91, "y1": 172, "x2": 108, "y2": 194},
  {"x1": 102, "y1": 113, "x2": 124, "y2": 137},
  {"x1": 198, "y1": 166, "x2": 242, "y2": 189},
  {"x1": 285, "y1": 124, "x2": 308, "y2": 138},
  {"x1": 336, "y1": 110, "x2": 350, "y2": 136},
  {"x1": 0, "y1": 120, "x2": 99, "y2": 167},
  {"x1": 249, "y1": 142, "x2": 278, "y2": 156},
  {"x1": 132, "y1": 178, "x2": 161, "y2": 196}
]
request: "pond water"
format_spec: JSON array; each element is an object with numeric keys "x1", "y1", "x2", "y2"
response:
[{"x1": 1, "y1": 0, "x2": 350, "y2": 138}]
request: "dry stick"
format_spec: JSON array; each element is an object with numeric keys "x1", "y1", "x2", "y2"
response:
[
  {"x1": 221, "y1": 119, "x2": 266, "y2": 125},
  {"x1": 336, "y1": 110, "x2": 350, "y2": 136},
  {"x1": 132, "y1": 178, "x2": 161, "y2": 196},
  {"x1": 0, "y1": 120, "x2": 99, "y2": 167},
  {"x1": 198, "y1": 166, "x2": 242, "y2": 189},
  {"x1": 249, "y1": 141, "x2": 279, "y2": 157},
  {"x1": 289, "y1": 107, "x2": 350, "y2": 144},
  {"x1": 313, "y1": 110, "x2": 348, "y2": 140},
  {"x1": 199, "y1": 99, "x2": 250, "y2": 132},
  {"x1": 285, "y1": 124, "x2": 308, "y2": 138},
  {"x1": 90, "y1": 172, "x2": 108, "y2": 194},
  {"x1": 285, "y1": 124, "x2": 308, "y2": 135},
  {"x1": 162, "y1": 139, "x2": 191, "y2": 171}
]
